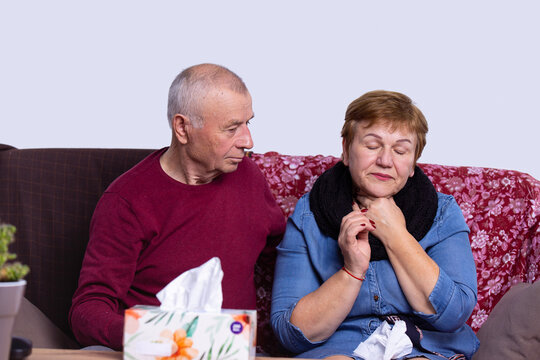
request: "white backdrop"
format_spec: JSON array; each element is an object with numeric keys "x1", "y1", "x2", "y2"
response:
[{"x1": 1, "y1": 1, "x2": 539, "y2": 179}]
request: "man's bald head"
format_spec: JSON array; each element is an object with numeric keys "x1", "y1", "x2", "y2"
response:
[{"x1": 167, "y1": 63, "x2": 249, "y2": 128}]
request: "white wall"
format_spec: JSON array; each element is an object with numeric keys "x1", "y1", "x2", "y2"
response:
[{"x1": 1, "y1": 1, "x2": 539, "y2": 179}]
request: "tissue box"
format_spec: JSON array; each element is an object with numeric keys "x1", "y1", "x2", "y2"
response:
[{"x1": 123, "y1": 306, "x2": 256, "y2": 360}]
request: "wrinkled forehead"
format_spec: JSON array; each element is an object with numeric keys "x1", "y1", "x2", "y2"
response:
[{"x1": 198, "y1": 87, "x2": 253, "y2": 124}]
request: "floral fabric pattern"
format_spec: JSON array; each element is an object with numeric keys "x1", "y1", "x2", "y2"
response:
[{"x1": 251, "y1": 152, "x2": 540, "y2": 355}]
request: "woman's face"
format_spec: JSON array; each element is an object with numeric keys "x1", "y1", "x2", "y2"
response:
[{"x1": 343, "y1": 121, "x2": 417, "y2": 199}]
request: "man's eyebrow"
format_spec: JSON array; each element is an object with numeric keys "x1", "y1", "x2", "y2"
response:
[{"x1": 225, "y1": 115, "x2": 254, "y2": 127}]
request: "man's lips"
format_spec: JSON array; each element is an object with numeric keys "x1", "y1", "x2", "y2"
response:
[{"x1": 371, "y1": 173, "x2": 393, "y2": 181}]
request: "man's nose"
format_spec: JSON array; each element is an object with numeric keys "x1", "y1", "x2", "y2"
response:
[{"x1": 238, "y1": 125, "x2": 254, "y2": 149}]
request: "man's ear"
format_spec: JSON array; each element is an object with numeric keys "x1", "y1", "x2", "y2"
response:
[
  {"x1": 172, "y1": 114, "x2": 190, "y2": 145},
  {"x1": 342, "y1": 138, "x2": 349, "y2": 166}
]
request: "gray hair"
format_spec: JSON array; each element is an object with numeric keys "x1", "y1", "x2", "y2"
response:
[{"x1": 167, "y1": 63, "x2": 248, "y2": 128}]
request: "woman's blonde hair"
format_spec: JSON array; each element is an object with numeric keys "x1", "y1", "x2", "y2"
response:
[{"x1": 341, "y1": 90, "x2": 428, "y2": 162}]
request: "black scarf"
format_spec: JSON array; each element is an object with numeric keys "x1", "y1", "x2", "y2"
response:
[{"x1": 309, "y1": 161, "x2": 438, "y2": 261}]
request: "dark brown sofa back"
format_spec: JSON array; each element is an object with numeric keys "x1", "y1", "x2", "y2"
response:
[{"x1": 0, "y1": 144, "x2": 154, "y2": 343}]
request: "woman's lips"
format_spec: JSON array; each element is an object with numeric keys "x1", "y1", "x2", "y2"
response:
[{"x1": 372, "y1": 173, "x2": 393, "y2": 181}]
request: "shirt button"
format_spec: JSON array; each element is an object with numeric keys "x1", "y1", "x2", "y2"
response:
[{"x1": 374, "y1": 295, "x2": 379, "y2": 301}]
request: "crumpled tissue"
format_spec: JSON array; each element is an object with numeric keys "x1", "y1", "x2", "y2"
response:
[
  {"x1": 156, "y1": 256, "x2": 224, "y2": 312},
  {"x1": 353, "y1": 320, "x2": 412, "y2": 360}
]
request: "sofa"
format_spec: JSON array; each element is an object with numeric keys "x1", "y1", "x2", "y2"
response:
[{"x1": 1, "y1": 144, "x2": 539, "y2": 358}]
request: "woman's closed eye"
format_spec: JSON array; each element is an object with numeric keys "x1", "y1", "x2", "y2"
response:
[
  {"x1": 393, "y1": 145, "x2": 413, "y2": 155},
  {"x1": 365, "y1": 143, "x2": 381, "y2": 150}
]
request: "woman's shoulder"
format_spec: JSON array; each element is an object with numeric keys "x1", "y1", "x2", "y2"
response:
[
  {"x1": 433, "y1": 191, "x2": 469, "y2": 233},
  {"x1": 291, "y1": 193, "x2": 314, "y2": 217},
  {"x1": 435, "y1": 192, "x2": 461, "y2": 214},
  {"x1": 286, "y1": 193, "x2": 321, "y2": 233}
]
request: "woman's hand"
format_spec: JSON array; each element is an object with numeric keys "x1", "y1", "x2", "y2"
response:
[
  {"x1": 356, "y1": 196, "x2": 408, "y2": 245},
  {"x1": 356, "y1": 196, "x2": 438, "y2": 314},
  {"x1": 290, "y1": 202, "x2": 374, "y2": 342},
  {"x1": 338, "y1": 202, "x2": 374, "y2": 276}
]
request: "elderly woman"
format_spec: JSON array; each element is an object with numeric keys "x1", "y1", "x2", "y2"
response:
[{"x1": 271, "y1": 90, "x2": 479, "y2": 360}]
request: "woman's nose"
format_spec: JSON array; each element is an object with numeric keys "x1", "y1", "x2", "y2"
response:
[{"x1": 376, "y1": 148, "x2": 393, "y2": 167}]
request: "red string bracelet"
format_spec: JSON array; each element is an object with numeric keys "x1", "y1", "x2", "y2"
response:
[{"x1": 342, "y1": 266, "x2": 365, "y2": 281}]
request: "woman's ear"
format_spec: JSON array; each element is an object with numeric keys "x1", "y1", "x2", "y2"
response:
[
  {"x1": 342, "y1": 138, "x2": 349, "y2": 166},
  {"x1": 172, "y1": 114, "x2": 190, "y2": 145}
]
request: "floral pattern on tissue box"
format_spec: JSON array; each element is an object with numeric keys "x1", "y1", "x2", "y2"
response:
[{"x1": 123, "y1": 305, "x2": 256, "y2": 360}]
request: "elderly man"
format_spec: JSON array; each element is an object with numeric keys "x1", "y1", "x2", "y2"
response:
[{"x1": 69, "y1": 64, "x2": 286, "y2": 350}]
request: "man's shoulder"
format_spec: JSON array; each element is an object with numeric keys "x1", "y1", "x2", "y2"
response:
[
  {"x1": 106, "y1": 148, "x2": 166, "y2": 194},
  {"x1": 233, "y1": 155, "x2": 266, "y2": 181}
]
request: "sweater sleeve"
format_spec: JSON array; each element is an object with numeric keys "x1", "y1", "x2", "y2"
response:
[
  {"x1": 264, "y1": 178, "x2": 286, "y2": 245},
  {"x1": 69, "y1": 192, "x2": 145, "y2": 349},
  {"x1": 413, "y1": 195, "x2": 478, "y2": 331}
]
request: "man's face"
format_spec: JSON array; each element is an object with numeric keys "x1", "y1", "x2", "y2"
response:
[{"x1": 185, "y1": 88, "x2": 254, "y2": 177}]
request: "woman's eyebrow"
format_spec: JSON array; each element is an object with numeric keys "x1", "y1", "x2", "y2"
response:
[
  {"x1": 362, "y1": 133, "x2": 382, "y2": 140},
  {"x1": 362, "y1": 133, "x2": 412, "y2": 144}
]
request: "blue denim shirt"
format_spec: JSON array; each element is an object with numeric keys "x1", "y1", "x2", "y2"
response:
[{"x1": 271, "y1": 192, "x2": 479, "y2": 360}]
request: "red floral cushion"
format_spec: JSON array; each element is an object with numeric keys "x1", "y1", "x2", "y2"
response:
[{"x1": 251, "y1": 152, "x2": 540, "y2": 355}]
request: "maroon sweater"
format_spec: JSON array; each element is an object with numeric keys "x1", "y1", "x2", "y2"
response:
[{"x1": 69, "y1": 148, "x2": 285, "y2": 349}]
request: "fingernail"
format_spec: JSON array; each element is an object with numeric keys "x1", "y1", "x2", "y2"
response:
[
  {"x1": 360, "y1": 223, "x2": 366, "y2": 226},
  {"x1": 369, "y1": 220, "x2": 375, "y2": 225},
  {"x1": 361, "y1": 209, "x2": 368, "y2": 213}
]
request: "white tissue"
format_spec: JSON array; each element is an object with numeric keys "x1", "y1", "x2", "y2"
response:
[
  {"x1": 353, "y1": 320, "x2": 412, "y2": 360},
  {"x1": 156, "y1": 257, "x2": 224, "y2": 312}
]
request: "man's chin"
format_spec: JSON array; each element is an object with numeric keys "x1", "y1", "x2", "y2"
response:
[{"x1": 221, "y1": 162, "x2": 241, "y2": 173}]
